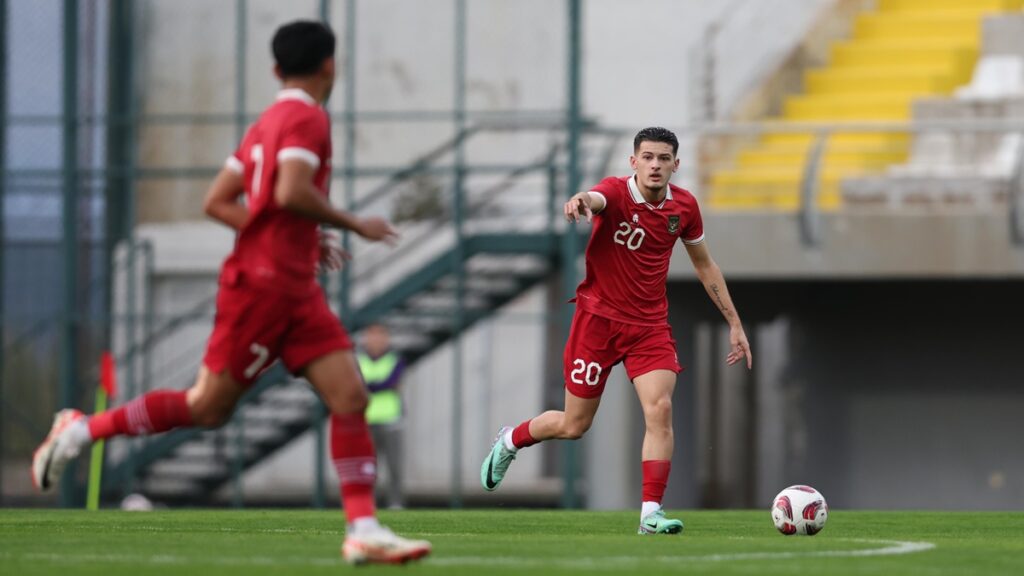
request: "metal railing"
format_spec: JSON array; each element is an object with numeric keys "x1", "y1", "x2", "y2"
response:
[
  {"x1": 1010, "y1": 130, "x2": 1024, "y2": 247},
  {"x1": 94, "y1": 117, "x2": 621, "y2": 506},
  {"x1": 688, "y1": 118, "x2": 1024, "y2": 246}
]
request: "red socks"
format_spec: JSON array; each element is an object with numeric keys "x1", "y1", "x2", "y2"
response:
[
  {"x1": 87, "y1": 390, "x2": 193, "y2": 440},
  {"x1": 87, "y1": 393, "x2": 379, "y2": 524},
  {"x1": 642, "y1": 460, "x2": 671, "y2": 504},
  {"x1": 511, "y1": 419, "x2": 539, "y2": 449},
  {"x1": 331, "y1": 412, "x2": 377, "y2": 523}
]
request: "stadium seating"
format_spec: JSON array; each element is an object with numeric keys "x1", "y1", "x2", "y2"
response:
[
  {"x1": 842, "y1": 12, "x2": 1024, "y2": 207},
  {"x1": 709, "y1": 0, "x2": 1024, "y2": 211},
  {"x1": 842, "y1": 93, "x2": 1024, "y2": 207}
]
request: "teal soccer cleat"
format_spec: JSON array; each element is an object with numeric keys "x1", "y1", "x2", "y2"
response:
[
  {"x1": 637, "y1": 509, "x2": 684, "y2": 535},
  {"x1": 480, "y1": 426, "x2": 516, "y2": 491}
]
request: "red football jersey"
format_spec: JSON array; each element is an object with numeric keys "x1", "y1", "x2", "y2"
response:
[
  {"x1": 221, "y1": 88, "x2": 332, "y2": 295},
  {"x1": 574, "y1": 175, "x2": 704, "y2": 325}
]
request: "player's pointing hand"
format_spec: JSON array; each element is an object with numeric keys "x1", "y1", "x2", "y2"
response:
[{"x1": 564, "y1": 193, "x2": 593, "y2": 223}]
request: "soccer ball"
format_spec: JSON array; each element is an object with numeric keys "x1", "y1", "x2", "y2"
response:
[{"x1": 771, "y1": 485, "x2": 828, "y2": 535}]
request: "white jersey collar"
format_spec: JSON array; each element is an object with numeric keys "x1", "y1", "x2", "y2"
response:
[
  {"x1": 276, "y1": 88, "x2": 318, "y2": 106},
  {"x1": 628, "y1": 174, "x2": 673, "y2": 209}
]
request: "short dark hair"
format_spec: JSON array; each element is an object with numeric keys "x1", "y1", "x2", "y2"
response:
[
  {"x1": 272, "y1": 20, "x2": 336, "y2": 78},
  {"x1": 633, "y1": 127, "x2": 679, "y2": 156}
]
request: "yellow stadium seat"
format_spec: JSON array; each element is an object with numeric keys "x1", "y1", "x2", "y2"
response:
[{"x1": 708, "y1": 0, "x2": 1022, "y2": 212}]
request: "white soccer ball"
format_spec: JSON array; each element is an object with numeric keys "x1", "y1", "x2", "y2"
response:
[
  {"x1": 120, "y1": 493, "x2": 154, "y2": 511},
  {"x1": 771, "y1": 485, "x2": 828, "y2": 535}
]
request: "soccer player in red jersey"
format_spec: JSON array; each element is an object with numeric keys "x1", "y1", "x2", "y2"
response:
[
  {"x1": 31, "y1": 21, "x2": 430, "y2": 565},
  {"x1": 480, "y1": 127, "x2": 752, "y2": 534}
]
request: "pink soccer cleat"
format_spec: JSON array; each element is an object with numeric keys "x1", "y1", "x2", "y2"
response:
[
  {"x1": 31, "y1": 409, "x2": 85, "y2": 492},
  {"x1": 341, "y1": 525, "x2": 431, "y2": 565}
]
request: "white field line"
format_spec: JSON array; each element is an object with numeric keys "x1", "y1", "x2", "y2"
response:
[
  {"x1": 0, "y1": 538, "x2": 934, "y2": 570},
  {"x1": 428, "y1": 539, "x2": 937, "y2": 568},
  {"x1": 0, "y1": 551, "x2": 342, "y2": 567}
]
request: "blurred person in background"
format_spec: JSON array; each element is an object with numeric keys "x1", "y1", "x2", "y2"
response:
[
  {"x1": 481, "y1": 127, "x2": 752, "y2": 535},
  {"x1": 358, "y1": 323, "x2": 408, "y2": 509},
  {"x1": 30, "y1": 20, "x2": 429, "y2": 566}
]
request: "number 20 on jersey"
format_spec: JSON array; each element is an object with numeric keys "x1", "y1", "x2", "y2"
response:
[{"x1": 613, "y1": 222, "x2": 645, "y2": 250}]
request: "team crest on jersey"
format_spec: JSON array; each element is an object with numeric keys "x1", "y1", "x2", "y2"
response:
[
  {"x1": 632, "y1": 214, "x2": 639, "y2": 224},
  {"x1": 668, "y1": 215, "x2": 680, "y2": 234}
]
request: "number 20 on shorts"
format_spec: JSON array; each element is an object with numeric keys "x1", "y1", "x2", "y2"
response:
[{"x1": 570, "y1": 359, "x2": 602, "y2": 386}]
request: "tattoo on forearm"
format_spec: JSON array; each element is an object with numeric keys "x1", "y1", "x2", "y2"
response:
[{"x1": 711, "y1": 283, "x2": 730, "y2": 314}]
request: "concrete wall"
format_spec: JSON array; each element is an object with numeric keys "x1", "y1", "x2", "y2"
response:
[
  {"x1": 785, "y1": 281, "x2": 1024, "y2": 510},
  {"x1": 982, "y1": 13, "x2": 1024, "y2": 56},
  {"x1": 674, "y1": 212, "x2": 1024, "y2": 280},
  {"x1": 655, "y1": 280, "x2": 1024, "y2": 511},
  {"x1": 132, "y1": 0, "x2": 832, "y2": 222}
]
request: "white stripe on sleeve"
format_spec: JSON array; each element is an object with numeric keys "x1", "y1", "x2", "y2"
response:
[
  {"x1": 224, "y1": 156, "x2": 244, "y2": 174},
  {"x1": 682, "y1": 233, "x2": 706, "y2": 245},
  {"x1": 277, "y1": 147, "x2": 321, "y2": 169}
]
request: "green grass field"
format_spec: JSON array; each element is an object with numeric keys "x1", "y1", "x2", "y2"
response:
[{"x1": 1, "y1": 509, "x2": 1022, "y2": 575}]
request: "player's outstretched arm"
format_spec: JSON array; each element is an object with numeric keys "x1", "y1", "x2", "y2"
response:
[
  {"x1": 685, "y1": 240, "x2": 752, "y2": 369},
  {"x1": 203, "y1": 167, "x2": 248, "y2": 231},
  {"x1": 563, "y1": 191, "x2": 606, "y2": 223},
  {"x1": 276, "y1": 159, "x2": 398, "y2": 244}
]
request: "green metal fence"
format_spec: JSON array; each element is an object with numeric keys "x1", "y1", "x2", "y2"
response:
[
  {"x1": 1, "y1": 0, "x2": 115, "y2": 507},
  {"x1": 0, "y1": 0, "x2": 589, "y2": 508}
]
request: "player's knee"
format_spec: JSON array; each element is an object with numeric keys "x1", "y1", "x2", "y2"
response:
[
  {"x1": 644, "y1": 396, "x2": 673, "y2": 429},
  {"x1": 561, "y1": 417, "x2": 592, "y2": 440},
  {"x1": 189, "y1": 402, "x2": 234, "y2": 428},
  {"x1": 323, "y1": 385, "x2": 369, "y2": 415}
]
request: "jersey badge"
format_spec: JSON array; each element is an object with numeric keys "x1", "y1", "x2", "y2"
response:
[
  {"x1": 668, "y1": 215, "x2": 680, "y2": 234},
  {"x1": 632, "y1": 213, "x2": 639, "y2": 224}
]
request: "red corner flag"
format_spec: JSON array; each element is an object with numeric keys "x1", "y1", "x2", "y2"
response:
[{"x1": 100, "y1": 351, "x2": 117, "y2": 399}]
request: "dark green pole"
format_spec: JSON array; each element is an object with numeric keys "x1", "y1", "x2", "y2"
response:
[
  {"x1": 60, "y1": 0, "x2": 80, "y2": 507},
  {"x1": 104, "y1": 0, "x2": 133, "y2": 498},
  {"x1": 340, "y1": 0, "x2": 355, "y2": 323},
  {"x1": 0, "y1": 0, "x2": 8, "y2": 508},
  {"x1": 312, "y1": 0, "x2": 330, "y2": 510},
  {"x1": 322, "y1": 0, "x2": 357, "y2": 510},
  {"x1": 234, "y1": 0, "x2": 247, "y2": 144},
  {"x1": 561, "y1": 0, "x2": 583, "y2": 510},
  {"x1": 231, "y1": 0, "x2": 247, "y2": 509},
  {"x1": 104, "y1": 0, "x2": 131, "y2": 328},
  {"x1": 449, "y1": 0, "x2": 467, "y2": 509}
]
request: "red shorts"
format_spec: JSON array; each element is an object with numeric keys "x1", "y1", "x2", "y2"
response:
[
  {"x1": 563, "y1": 308, "x2": 681, "y2": 399},
  {"x1": 203, "y1": 272, "x2": 352, "y2": 387}
]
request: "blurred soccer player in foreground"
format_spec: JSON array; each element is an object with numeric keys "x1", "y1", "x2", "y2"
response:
[
  {"x1": 481, "y1": 127, "x2": 752, "y2": 534},
  {"x1": 32, "y1": 20, "x2": 430, "y2": 565}
]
